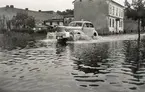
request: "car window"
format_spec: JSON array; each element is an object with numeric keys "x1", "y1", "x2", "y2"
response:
[
  {"x1": 75, "y1": 23, "x2": 83, "y2": 27},
  {"x1": 83, "y1": 23, "x2": 89, "y2": 27},
  {"x1": 69, "y1": 22, "x2": 75, "y2": 27},
  {"x1": 83, "y1": 23, "x2": 94, "y2": 28},
  {"x1": 69, "y1": 22, "x2": 82, "y2": 27},
  {"x1": 89, "y1": 23, "x2": 94, "y2": 28}
]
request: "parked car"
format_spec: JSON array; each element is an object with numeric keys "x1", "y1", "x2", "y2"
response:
[{"x1": 56, "y1": 21, "x2": 98, "y2": 42}]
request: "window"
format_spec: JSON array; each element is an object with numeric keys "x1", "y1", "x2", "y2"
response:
[
  {"x1": 83, "y1": 23, "x2": 94, "y2": 28},
  {"x1": 119, "y1": 21, "x2": 123, "y2": 28},
  {"x1": 75, "y1": 23, "x2": 83, "y2": 27},
  {"x1": 120, "y1": 21, "x2": 123, "y2": 28},
  {"x1": 69, "y1": 22, "x2": 83, "y2": 27},
  {"x1": 119, "y1": 9, "x2": 121, "y2": 17},
  {"x1": 69, "y1": 22, "x2": 75, "y2": 26},
  {"x1": 109, "y1": 5, "x2": 112, "y2": 15},
  {"x1": 89, "y1": 23, "x2": 94, "y2": 28},
  {"x1": 121, "y1": 11, "x2": 124, "y2": 17},
  {"x1": 112, "y1": 19, "x2": 115, "y2": 27},
  {"x1": 116, "y1": 8, "x2": 118, "y2": 16},
  {"x1": 119, "y1": 21, "x2": 121, "y2": 27},
  {"x1": 110, "y1": 18, "x2": 112, "y2": 27},
  {"x1": 83, "y1": 23, "x2": 88, "y2": 27},
  {"x1": 112, "y1": 6, "x2": 115, "y2": 15}
]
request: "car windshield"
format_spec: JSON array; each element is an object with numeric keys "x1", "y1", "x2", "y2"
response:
[{"x1": 69, "y1": 22, "x2": 83, "y2": 27}]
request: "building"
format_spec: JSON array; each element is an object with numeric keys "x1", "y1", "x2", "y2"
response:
[
  {"x1": 0, "y1": 5, "x2": 64, "y2": 29},
  {"x1": 73, "y1": 0, "x2": 124, "y2": 35},
  {"x1": 63, "y1": 15, "x2": 74, "y2": 26}
]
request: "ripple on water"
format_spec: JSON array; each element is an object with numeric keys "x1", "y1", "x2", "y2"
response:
[{"x1": 1, "y1": 37, "x2": 145, "y2": 91}]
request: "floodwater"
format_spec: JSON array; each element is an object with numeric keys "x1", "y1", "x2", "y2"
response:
[{"x1": 0, "y1": 34, "x2": 145, "y2": 92}]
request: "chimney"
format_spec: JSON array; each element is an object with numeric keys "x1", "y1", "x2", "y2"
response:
[
  {"x1": 25, "y1": 8, "x2": 29, "y2": 10},
  {"x1": 10, "y1": 5, "x2": 14, "y2": 8},
  {"x1": 38, "y1": 10, "x2": 41, "y2": 12},
  {"x1": 6, "y1": 5, "x2": 9, "y2": 8}
]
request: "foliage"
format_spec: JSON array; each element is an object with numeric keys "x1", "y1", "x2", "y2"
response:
[
  {"x1": 125, "y1": 0, "x2": 145, "y2": 38},
  {"x1": 125, "y1": 0, "x2": 145, "y2": 19},
  {"x1": 56, "y1": 9, "x2": 74, "y2": 15},
  {"x1": 11, "y1": 12, "x2": 35, "y2": 29},
  {"x1": 25, "y1": 16, "x2": 35, "y2": 28},
  {"x1": 0, "y1": 15, "x2": 7, "y2": 30}
]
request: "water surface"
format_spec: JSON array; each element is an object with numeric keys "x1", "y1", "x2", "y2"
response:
[{"x1": 0, "y1": 34, "x2": 145, "y2": 92}]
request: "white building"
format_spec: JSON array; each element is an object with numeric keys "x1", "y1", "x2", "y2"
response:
[{"x1": 74, "y1": 0, "x2": 124, "y2": 35}]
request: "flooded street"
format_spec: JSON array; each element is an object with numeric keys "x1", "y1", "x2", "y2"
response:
[{"x1": 1, "y1": 34, "x2": 145, "y2": 92}]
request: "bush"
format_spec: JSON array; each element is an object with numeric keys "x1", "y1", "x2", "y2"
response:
[
  {"x1": 0, "y1": 29, "x2": 7, "y2": 34},
  {"x1": 11, "y1": 29, "x2": 34, "y2": 34},
  {"x1": 0, "y1": 31, "x2": 34, "y2": 50}
]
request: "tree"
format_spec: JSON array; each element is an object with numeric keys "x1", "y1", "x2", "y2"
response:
[
  {"x1": 25, "y1": 16, "x2": 35, "y2": 28},
  {"x1": 11, "y1": 12, "x2": 35, "y2": 29},
  {"x1": 56, "y1": 9, "x2": 74, "y2": 15},
  {"x1": 125, "y1": 0, "x2": 145, "y2": 40}
]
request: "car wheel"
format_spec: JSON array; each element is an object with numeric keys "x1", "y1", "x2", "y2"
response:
[
  {"x1": 94, "y1": 32, "x2": 97, "y2": 36},
  {"x1": 92, "y1": 32, "x2": 98, "y2": 39}
]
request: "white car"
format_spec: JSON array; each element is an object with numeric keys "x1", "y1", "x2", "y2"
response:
[
  {"x1": 67, "y1": 21, "x2": 98, "y2": 41},
  {"x1": 56, "y1": 21, "x2": 98, "y2": 42}
]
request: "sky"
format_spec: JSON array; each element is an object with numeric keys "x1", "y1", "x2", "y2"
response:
[{"x1": 0, "y1": 0, "x2": 131, "y2": 11}]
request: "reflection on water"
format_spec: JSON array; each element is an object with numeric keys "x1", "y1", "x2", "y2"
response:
[{"x1": 1, "y1": 36, "x2": 145, "y2": 92}]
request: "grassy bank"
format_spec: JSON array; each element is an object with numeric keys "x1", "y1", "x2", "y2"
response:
[{"x1": 0, "y1": 31, "x2": 35, "y2": 50}]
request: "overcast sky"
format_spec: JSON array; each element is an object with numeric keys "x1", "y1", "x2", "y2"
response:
[{"x1": 0, "y1": 0, "x2": 130, "y2": 11}]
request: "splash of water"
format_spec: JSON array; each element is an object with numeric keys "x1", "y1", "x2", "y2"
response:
[
  {"x1": 47, "y1": 32, "x2": 56, "y2": 39},
  {"x1": 67, "y1": 34, "x2": 145, "y2": 44},
  {"x1": 41, "y1": 32, "x2": 57, "y2": 42},
  {"x1": 43, "y1": 32, "x2": 145, "y2": 44}
]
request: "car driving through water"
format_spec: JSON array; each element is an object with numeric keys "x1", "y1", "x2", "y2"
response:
[{"x1": 56, "y1": 21, "x2": 98, "y2": 42}]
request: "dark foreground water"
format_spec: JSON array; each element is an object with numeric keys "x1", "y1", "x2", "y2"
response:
[{"x1": 0, "y1": 35, "x2": 145, "y2": 92}]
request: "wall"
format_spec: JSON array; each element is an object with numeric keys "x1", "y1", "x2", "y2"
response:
[{"x1": 74, "y1": 0, "x2": 109, "y2": 35}]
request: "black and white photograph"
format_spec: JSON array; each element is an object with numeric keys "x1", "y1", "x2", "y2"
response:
[{"x1": 0, "y1": 0, "x2": 145, "y2": 92}]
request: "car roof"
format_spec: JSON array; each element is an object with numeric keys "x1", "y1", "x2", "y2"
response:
[{"x1": 70, "y1": 21, "x2": 92, "y2": 24}]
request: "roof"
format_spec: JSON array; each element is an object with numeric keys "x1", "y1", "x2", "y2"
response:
[
  {"x1": 70, "y1": 21, "x2": 92, "y2": 24},
  {"x1": 63, "y1": 15, "x2": 74, "y2": 18},
  {"x1": 0, "y1": 7, "x2": 63, "y2": 21},
  {"x1": 45, "y1": 19, "x2": 64, "y2": 22},
  {"x1": 73, "y1": 0, "x2": 124, "y2": 8},
  {"x1": 110, "y1": 0, "x2": 125, "y2": 8}
]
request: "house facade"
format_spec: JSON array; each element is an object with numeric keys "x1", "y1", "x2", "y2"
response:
[{"x1": 73, "y1": 0, "x2": 124, "y2": 35}]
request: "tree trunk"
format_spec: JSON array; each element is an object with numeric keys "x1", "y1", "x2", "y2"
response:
[{"x1": 138, "y1": 19, "x2": 141, "y2": 40}]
